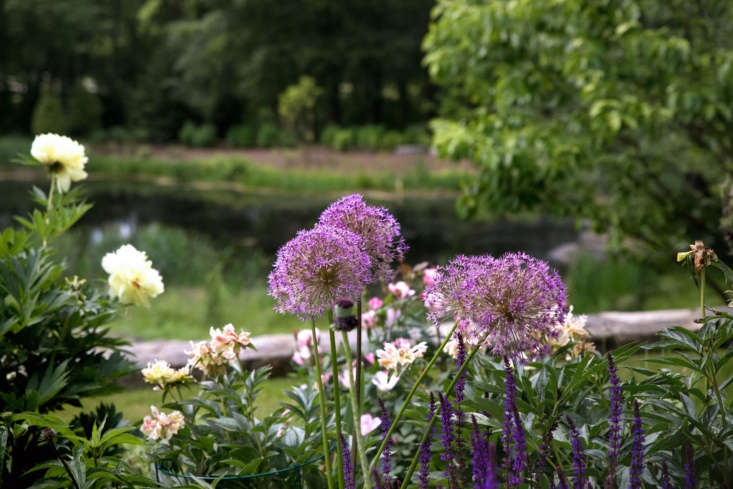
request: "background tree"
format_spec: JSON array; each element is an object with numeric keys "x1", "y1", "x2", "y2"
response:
[{"x1": 424, "y1": 0, "x2": 733, "y2": 271}]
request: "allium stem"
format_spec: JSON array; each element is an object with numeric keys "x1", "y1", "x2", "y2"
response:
[
  {"x1": 369, "y1": 320, "x2": 460, "y2": 475},
  {"x1": 311, "y1": 319, "x2": 335, "y2": 489},
  {"x1": 329, "y1": 311, "x2": 346, "y2": 489},
  {"x1": 357, "y1": 298, "x2": 363, "y2": 409},
  {"x1": 700, "y1": 267, "x2": 705, "y2": 318},
  {"x1": 341, "y1": 330, "x2": 372, "y2": 489},
  {"x1": 398, "y1": 330, "x2": 490, "y2": 489}
]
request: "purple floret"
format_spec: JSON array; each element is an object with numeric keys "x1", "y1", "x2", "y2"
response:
[
  {"x1": 629, "y1": 400, "x2": 645, "y2": 489},
  {"x1": 424, "y1": 252, "x2": 567, "y2": 358},
  {"x1": 268, "y1": 225, "x2": 371, "y2": 319},
  {"x1": 566, "y1": 415, "x2": 587, "y2": 489},
  {"x1": 318, "y1": 193, "x2": 408, "y2": 283}
]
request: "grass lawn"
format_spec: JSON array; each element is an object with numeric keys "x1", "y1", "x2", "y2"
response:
[
  {"x1": 110, "y1": 286, "x2": 303, "y2": 341},
  {"x1": 60, "y1": 375, "x2": 306, "y2": 423}
]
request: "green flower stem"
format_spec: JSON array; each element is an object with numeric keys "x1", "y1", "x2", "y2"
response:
[
  {"x1": 327, "y1": 310, "x2": 346, "y2": 489},
  {"x1": 700, "y1": 267, "x2": 706, "y2": 318},
  {"x1": 356, "y1": 298, "x2": 363, "y2": 408},
  {"x1": 311, "y1": 319, "x2": 335, "y2": 489},
  {"x1": 398, "y1": 331, "x2": 489, "y2": 489},
  {"x1": 341, "y1": 330, "x2": 371, "y2": 489},
  {"x1": 368, "y1": 320, "x2": 459, "y2": 475}
]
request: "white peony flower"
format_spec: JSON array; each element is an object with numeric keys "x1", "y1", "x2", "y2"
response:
[
  {"x1": 30, "y1": 133, "x2": 88, "y2": 193},
  {"x1": 102, "y1": 244, "x2": 164, "y2": 306}
]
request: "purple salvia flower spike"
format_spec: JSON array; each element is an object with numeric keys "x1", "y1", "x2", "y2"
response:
[
  {"x1": 629, "y1": 400, "x2": 645, "y2": 489},
  {"x1": 661, "y1": 461, "x2": 672, "y2": 489},
  {"x1": 502, "y1": 357, "x2": 524, "y2": 486},
  {"x1": 377, "y1": 397, "x2": 392, "y2": 484},
  {"x1": 556, "y1": 465, "x2": 570, "y2": 489},
  {"x1": 339, "y1": 432, "x2": 355, "y2": 489},
  {"x1": 418, "y1": 393, "x2": 436, "y2": 489},
  {"x1": 470, "y1": 415, "x2": 486, "y2": 488},
  {"x1": 566, "y1": 415, "x2": 587, "y2": 489},
  {"x1": 455, "y1": 333, "x2": 467, "y2": 403},
  {"x1": 318, "y1": 194, "x2": 408, "y2": 284},
  {"x1": 607, "y1": 352, "x2": 624, "y2": 478},
  {"x1": 684, "y1": 445, "x2": 697, "y2": 489},
  {"x1": 438, "y1": 392, "x2": 458, "y2": 489}
]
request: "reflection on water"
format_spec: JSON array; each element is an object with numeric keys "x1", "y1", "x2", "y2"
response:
[{"x1": 0, "y1": 179, "x2": 578, "y2": 266}]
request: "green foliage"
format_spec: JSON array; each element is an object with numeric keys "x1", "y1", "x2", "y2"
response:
[
  {"x1": 179, "y1": 121, "x2": 217, "y2": 147},
  {"x1": 425, "y1": 0, "x2": 733, "y2": 268},
  {"x1": 67, "y1": 84, "x2": 103, "y2": 137},
  {"x1": 225, "y1": 124, "x2": 257, "y2": 148},
  {"x1": 31, "y1": 90, "x2": 68, "y2": 135},
  {"x1": 278, "y1": 76, "x2": 322, "y2": 142},
  {"x1": 150, "y1": 366, "x2": 324, "y2": 486},
  {"x1": 255, "y1": 123, "x2": 280, "y2": 148}
]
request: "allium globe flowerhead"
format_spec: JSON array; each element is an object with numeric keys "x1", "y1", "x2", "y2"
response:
[
  {"x1": 268, "y1": 225, "x2": 371, "y2": 319},
  {"x1": 318, "y1": 193, "x2": 407, "y2": 283},
  {"x1": 424, "y1": 252, "x2": 567, "y2": 358}
]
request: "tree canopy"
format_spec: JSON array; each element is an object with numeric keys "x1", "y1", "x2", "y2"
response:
[
  {"x1": 0, "y1": 0, "x2": 435, "y2": 139},
  {"x1": 425, "y1": 0, "x2": 733, "y2": 264}
]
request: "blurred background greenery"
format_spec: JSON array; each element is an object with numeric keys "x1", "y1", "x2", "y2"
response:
[{"x1": 2, "y1": 0, "x2": 732, "y2": 345}]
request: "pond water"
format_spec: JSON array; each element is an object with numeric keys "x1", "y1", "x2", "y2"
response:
[{"x1": 1, "y1": 178, "x2": 578, "y2": 269}]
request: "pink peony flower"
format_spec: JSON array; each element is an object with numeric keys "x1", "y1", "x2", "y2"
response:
[
  {"x1": 360, "y1": 413, "x2": 382, "y2": 436},
  {"x1": 423, "y1": 268, "x2": 438, "y2": 286},
  {"x1": 386, "y1": 308, "x2": 401, "y2": 327},
  {"x1": 368, "y1": 297, "x2": 383, "y2": 310},
  {"x1": 364, "y1": 352, "x2": 375, "y2": 365},
  {"x1": 388, "y1": 281, "x2": 415, "y2": 299},
  {"x1": 361, "y1": 310, "x2": 378, "y2": 328}
]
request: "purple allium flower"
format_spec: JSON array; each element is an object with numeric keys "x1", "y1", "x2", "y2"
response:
[
  {"x1": 566, "y1": 416, "x2": 587, "y2": 489},
  {"x1": 424, "y1": 253, "x2": 567, "y2": 358},
  {"x1": 684, "y1": 445, "x2": 697, "y2": 489},
  {"x1": 377, "y1": 397, "x2": 392, "y2": 484},
  {"x1": 661, "y1": 461, "x2": 672, "y2": 489},
  {"x1": 455, "y1": 334, "x2": 467, "y2": 403},
  {"x1": 629, "y1": 400, "x2": 645, "y2": 489},
  {"x1": 418, "y1": 393, "x2": 436, "y2": 489},
  {"x1": 268, "y1": 225, "x2": 371, "y2": 319},
  {"x1": 340, "y1": 432, "x2": 355, "y2": 489},
  {"x1": 318, "y1": 194, "x2": 408, "y2": 283},
  {"x1": 607, "y1": 352, "x2": 623, "y2": 472}
]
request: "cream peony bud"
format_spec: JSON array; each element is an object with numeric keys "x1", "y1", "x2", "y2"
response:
[
  {"x1": 102, "y1": 244, "x2": 164, "y2": 306},
  {"x1": 30, "y1": 133, "x2": 88, "y2": 193}
]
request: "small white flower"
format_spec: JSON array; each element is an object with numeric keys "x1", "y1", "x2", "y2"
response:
[
  {"x1": 102, "y1": 244, "x2": 164, "y2": 306},
  {"x1": 30, "y1": 133, "x2": 88, "y2": 193},
  {"x1": 372, "y1": 370, "x2": 399, "y2": 391}
]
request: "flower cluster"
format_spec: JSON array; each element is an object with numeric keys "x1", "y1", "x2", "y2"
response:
[
  {"x1": 268, "y1": 226, "x2": 371, "y2": 319},
  {"x1": 629, "y1": 400, "x2": 645, "y2": 489},
  {"x1": 30, "y1": 133, "x2": 88, "y2": 193},
  {"x1": 425, "y1": 253, "x2": 567, "y2": 358},
  {"x1": 566, "y1": 416, "x2": 587, "y2": 489},
  {"x1": 102, "y1": 244, "x2": 164, "y2": 306},
  {"x1": 360, "y1": 413, "x2": 382, "y2": 436},
  {"x1": 291, "y1": 328, "x2": 328, "y2": 365},
  {"x1": 388, "y1": 280, "x2": 415, "y2": 299},
  {"x1": 371, "y1": 370, "x2": 399, "y2": 392},
  {"x1": 141, "y1": 360, "x2": 192, "y2": 390},
  {"x1": 186, "y1": 324, "x2": 254, "y2": 376},
  {"x1": 551, "y1": 306, "x2": 595, "y2": 358},
  {"x1": 318, "y1": 193, "x2": 407, "y2": 283},
  {"x1": 376, "y1": 337, "x2": 427, "y2": 373},
  {"x1": 141, "y1": 405, "x2": 185, "y2": 441}
]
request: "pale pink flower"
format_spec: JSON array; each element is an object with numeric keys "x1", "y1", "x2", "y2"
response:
[
  {"x1": 443, "y1": 338, "x2": 460, "y2": 358},
  {"x1": 386, "y1": 308, "x2": 401, "y2": 327},
  {"x1": 141, "y1": 405, "x2": 184, "y2": 441},
  {"x1": 376, "y1": 339, "x2": 427, "y2": 373},
  {"x1": 368, "y1": 297, "x2": 383, "y2": 310},
  {"x1": 292, "y1": 349, "x2": 308, "y2": 365},
  {"x1": 361, "y1": 310, "x2": 378, "y2": 328},
  {"x1": 364, "y1": 352, "x2": 375, "y2": 365},
  {"x1": 388, "y1": 281, "x2": 415, "y2": 299},
  {"x1": 360, "y1": 413, "x2": 382, "y2": 436},
  {"x1": 372, "y1": 370, "x2": 399, "y2": 391},
  {"x1": 423, "y1": 268, "x2": 438, "y2": 286},
  {"x1": 338, "y1": 367, "x2": 356, "y2": 389},
  {"x1": 408, "y1": 327, "x2": 422, "y2": 341}
]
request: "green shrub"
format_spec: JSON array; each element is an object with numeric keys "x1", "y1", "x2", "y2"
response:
[
  {"x1": 277, "y1": 75, "x2": 322, "y2": 142},
  {"x1": 67, "y1": 84, "x2": 103, "y2": 136},
  {"x1": 255, "y1": 122, "x2": 280, "y2": 147},
  {"x1": 380, "y1": 130, "x2": 403, "y2": 150},
  {"x1": 354, "y1": 124, "x2": 386, "y2": 151},
  {"x1": 320, "y1": 124, "x2": 341, "y2": 147},
  {"x1": 404, "y1": 124, "x2": 431, "y2": 146},
  {"x1": 331, "y1": 128, "x2": 355, "y2": 151},
  {"x1": 179, "y1": 121, "x2": 217, "y2": 147},
  {"x1": 278, "y1": 127, "x2": 299, "y2": 148},
  {"x1": 226, "y1": 124, "x2": 257, "y2": 148},
  {"x1": 31, "y1": 90, "x2": 68, "y2": 134}
]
